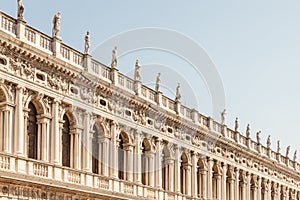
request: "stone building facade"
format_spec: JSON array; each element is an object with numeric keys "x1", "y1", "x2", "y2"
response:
[{"x1": 0, "y1": 8, "x2": 300, "y2": 200}]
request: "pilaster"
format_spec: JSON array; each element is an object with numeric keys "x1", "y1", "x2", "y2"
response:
[
  {"x1": 52, "y1": 36, "x2": 62, "y2": 57},
  {"x1": 134, "y1": 80, "x2": 141, "y2": 96},
  {"x1": 16, "y1": 19, "x2": 26, "y2": 40}
]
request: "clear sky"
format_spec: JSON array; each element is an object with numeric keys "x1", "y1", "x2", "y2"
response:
[{"x1": 2, "y1": 0, "x2": 300, "y2": 158}]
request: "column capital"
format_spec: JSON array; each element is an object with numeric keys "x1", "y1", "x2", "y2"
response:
[{"x1": 16, "y1": 85, "x2": 25, "y2": 92}]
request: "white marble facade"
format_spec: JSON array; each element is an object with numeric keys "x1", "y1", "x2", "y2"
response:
[{"x1": 0, "y1": 9, "x2": 299, "y2": 200}]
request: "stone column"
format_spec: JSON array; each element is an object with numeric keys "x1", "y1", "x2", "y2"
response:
[
  {"x1": 271, "y1": 182, "x2": 278, "y2": 200},
  {"x1": 125, "y1": 145, "x2": 134, "y2": 182},
  {"x1": 216, "y1": 174, "x2": 222, "y2": 200},
  {"x1": 0, "y1": 109, "x2": 3, "y2": 151},
  {"x1": 251, "y1": 174, "x2": 258, "y2": 200},
  {"x1": 201, "y1": 169, "x2": 208, "y2": 199},
  {"x1": 37, "y1": 118, "x2": 42, "y2": 159},
  {"x1": 51, "y1": 100, "x2": 60, "y2": 164},
  {"x1": 257, "y1": 176, "x2": 262, "y2": 200},
  {"x1": 149, "y1": 153, "x2": 155, "y2": 187},
  {"x1": 174, "y1": 146, "x2": 181, "y2": 193},
  {"x1": 246, "y1": 172, "x2": 251, "y2": 200},
  {"x1": 235, "y1": 168, "x2": 240, "y2": 200},
  {"x1": 191, "y1": 152, "x2": 198, "y2": 197},
  {"x1": 74, "y1": 130, "x2": 80, "y2": 169},
  {"x1": 110, "y1": 121, "x2": 118, "y2": 178},
  {"x1": 101, "y1": 137, "x2": 110, "y2": 176},
  {"x1": 134, "y1": 132, "x2": 142, "y2": 184},
  {"x1": 58, "y1": 121, "x2": 64, "y2": 164},
  {"x1": 229, "y1": 178, "x2": 235, "y2": 200},
  {"x1": 185, "y1": 164, "x2": 191, "y2": 196},
  {"x1": 207, "y1": 158, "x2": 214, "y2": 199},
  {"x1": 144, "y1": 155, "x2": 149, "y2": 184},
  {"x1": 14, "y1": 86, "x2": 25, "y2": 155},
  {"x1": 239, "y1": 170, "x2": 247, "y2": 200},
  {"x1": 71, "y1": 128, "x2": 82, "y2": 170},
  {"x1": 281, "y1": 186, "x2": 287, "y2": 200},
  {"x1": 155, "y1": 138, "x2": 162, "y2": 189},
  {"x1": 3, "y1": 109, "x2": 8, "y2": 153},
  {"x1": 23, "y1": 109, "x2": 29, "y2": 156},
  {"x1": 98, "y1": 141, "x2": 103, "y2": 174},
  {"x1": 222, "y1": 164, "x2": 227, "y2": 200},
  {"x1": 41, "y1": 117, "x2": 50, "y2": 162},
  {"x1": 3, "y1": 106, "x2": 13, "y2": 153},
  {"x1": 168, "y1": 159, "x2": 175, "y2": 192},
  {"x1": 82, "y1": 112, "x2": 91, "y2": 171}
]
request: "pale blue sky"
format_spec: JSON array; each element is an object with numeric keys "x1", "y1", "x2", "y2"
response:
[{"x1": 2, "y1": 1, "x2": 300, "y2": 157}]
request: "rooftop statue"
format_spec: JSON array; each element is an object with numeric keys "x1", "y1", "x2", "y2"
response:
[
  {"x1": 220, "y1": 109, "x2": 226, "y2": 125},
  {"x1": 267, "y1": 135, "x2": 271, "y2": 148},
  {"x1": 234, "y1": 117, "x2": 239, "y2": 132},
  {"x1": 256, "y1": 131, "x2": 261, "y2": 144},
  {"x1": 155, "y1": 73, "x2": 161, "y2": 92},
  {"x1": 52, "y1": 12, "x2": 61, "y2": 38},
  {"x1": 111, "y1": 46, "x2": 117, "y2": 69},
  {"x1": 277, "y1": 140, "x2": 281, "y2": 154},
  {"x1": 84, "y1": 31, "x2": 90, "y2": 54},
  {"x1": 134, "y1": 59, "x2": 141, "y2": 81},
  {"x1": 246, "y1": 124, "x2": 250, "y2": 138},
  {"x1": 17, "y1": 0, "x2": 24, "y2": 20},
  {"x1": 286, "y1": 146, "x2": 291, "y2": 158},
  {"x1": 294, "y1": 150, "x2": 297, "y2": 162},
  {"x1": 175, "y1": 83, "x2": 181, "y2": 102}
]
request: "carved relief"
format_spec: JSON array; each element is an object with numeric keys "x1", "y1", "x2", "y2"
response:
[
  {"x1": 132, "y1": 109, "x2": 146, "y2": 125},
  {"x1": 80, "y1": 87, "x2": 93, "y2": 103},
  {"x1": 192, "y1": 136, "x2": 202, "y2": 147},
  {"x1": 9, "y1": 57, "x2": 35, "y2": 79},
  {"x1": 47, "y1": 74, "x2": 69, "y2": 93}
]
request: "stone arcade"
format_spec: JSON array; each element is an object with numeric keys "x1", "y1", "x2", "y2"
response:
[{"x1": 0, "y1": 6, "x2": 300, "y2": 200}]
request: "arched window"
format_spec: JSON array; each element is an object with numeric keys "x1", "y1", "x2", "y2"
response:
[
  {"x1": 62, "y1": 114, "x2": 70, "y2": 167},
  {"x1": 27, "y1": 102, "x2": 38, "y2": 159},
  {"x1": 92, "y1": 125, "x2": 99, "y2": 174}
]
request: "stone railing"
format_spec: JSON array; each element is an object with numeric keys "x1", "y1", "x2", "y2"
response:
[
  {"x1": 181, "y1": 105, "x2": 193, "y2": 120},
  {"x1": 0, "y1": 10, "x2": 298, "y2": 169},
  {"x1": 33, "y1": 162, "x2": 48, "y2": 177},
  {"x1": 117, "y1": 74, "x2": 134, "y2": 92},
  {"x1": 141, "y1": 85, "x2": 156, "y2": 102},
  {"x1": 0, "y1": 12, "x2": 16, "y2": 35},
  {"x1": 0, "y1": 152, "x2": 203, "y2": 199},
  {"x1": 90, "y1": 59, "x2": 111, "y2": 81},
  {"x1": 0, "y1": 154, "x2": 10, "y2": 170}
]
